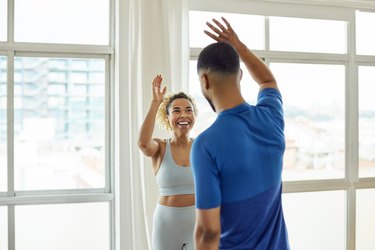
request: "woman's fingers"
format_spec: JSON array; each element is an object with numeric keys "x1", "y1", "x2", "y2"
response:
[{"x1": 153, "y1": 75, "x2": 163, "y2": 88}]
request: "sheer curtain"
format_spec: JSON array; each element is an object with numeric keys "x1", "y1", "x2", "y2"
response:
[{"x1": 115, "y1": 0, "x2": 189, "y2": 249}]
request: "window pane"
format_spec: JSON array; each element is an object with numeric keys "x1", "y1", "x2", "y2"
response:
[
  {"x1": 15, "y1": 0, "x2": 109, "y2": 45},
  {"x1": 359, "y1": 66, "x2": 375, "y2": 177},
  {"x1": 270, "y1": 17, "x2": 347, "y2": 54},
  {"x1": 0, "y1": 56, "x2": 6, "y2": 191},
  {"x1": 16, "y1": 202, "x2": 110, "y2": 250},
  {"x1": 189, "y1": 11, "x2": 264, "y2": 50},
  {"x1": 356, "y1": 189, "x2": 375, "y2": 250},
  {"x1": 283, "y1": 191, "x2": 346, "y2": 250},
  {"x1": 14, "y1": 57, "x2": 106, "y2": 190},
  {"x1": 0, "y1": 0, "x2": 6, "y2": 41},
  {"x1": 271, "y1": 63, "x2": 345, "y2": 181},
  {"x1": 0, "y1": 207, "x2": 7, "y2": 250},
  {"x1": 356, "y1": 11, "x2": 375, "y2": 55}
]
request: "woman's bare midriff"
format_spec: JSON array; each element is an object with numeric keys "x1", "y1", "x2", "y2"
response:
[{"x1": 159, "y1": 194, "x2": 195, "y2": 207}]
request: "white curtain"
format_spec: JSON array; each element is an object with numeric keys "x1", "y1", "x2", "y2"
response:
[{"x1": 115, "y1": 0, "x2": 189, "y2": 249}]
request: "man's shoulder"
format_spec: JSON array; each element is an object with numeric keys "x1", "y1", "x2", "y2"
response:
[{"x1": 194, "y1": 127, "x2": 215, "y2": 145}]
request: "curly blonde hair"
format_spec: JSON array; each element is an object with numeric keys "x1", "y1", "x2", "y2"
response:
[{"x1": 156, "y1": 92, "x2": 198, "y2": 131}]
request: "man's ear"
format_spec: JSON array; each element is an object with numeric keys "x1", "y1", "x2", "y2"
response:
[{"x1": 200, "y1": 73, "x2": 210, "y2": 91}]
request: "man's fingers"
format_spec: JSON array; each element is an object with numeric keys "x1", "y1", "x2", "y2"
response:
[
  {"x1": 212, "y1": 18, "x2": 226, "y2": 32},
  {"x1": 206, "y1": 21, "x2": 222, "y2": 36},
  {"x1": 204, "y1": 30, "x2": 220, "y2": 42},
  {"x1": 221, "y1": 17, "x2": 232, "y2": 30},
  {"x1": 205, "y1": 17, "x2": 234, "y2": 42}
]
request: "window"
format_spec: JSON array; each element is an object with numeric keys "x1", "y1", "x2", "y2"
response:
[
  {"x1": 0, "y1": 207, "x2": 7, "y2": 250},
  {"x1": 14, "y1": 0, "x2": 109, "y2": 45},
  {"x1": 0, "y1": 56, "x2": 7, "y2": 192},
  {"x1": 0, "y1": 0, "x2": 6, "y2": 42},
  {"x1": 358, "y1": 66, "x2": 375, "y2": 178},
  {"x1": 15, "y1": 203, "x2": 110, "y2": 250},
  {"x1": 271, "y1": 63, "x2": 345, "y2": 181},
  {"x1": 356, "y1": 11, "x2": 375, "y2": 56},
  {"x1": 13, "y1": 57, "x2": 105, "y2": 190},
  {"x1": 282, "y1": 191, "x2": 346, "y2": 250},
  {"x1": 1, "y1": 1, "x2": 113, "y2": 249},
  {"x1": 189, "y1": 11, "x2": 264, "y2": 50},
  {"x1": 269, "y1": 16, "x2": 347, "y2": 54},
  {"x1": 189, "y1": 1, "x2": 375, "y2": 249},
  {"x1": 356, "y1": 189, "x2": 375, "y2": 249}
]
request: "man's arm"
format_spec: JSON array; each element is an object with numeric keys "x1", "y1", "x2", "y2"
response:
[
  {"x1": 191, "y1": 137, "x2": 222, "y2": 249},
  {"x1": 195, "y1": 207, "x2": 221, "y2": 250},
  {"x1": 204, "y1": 17, "x2": 278, "y2": 91}
]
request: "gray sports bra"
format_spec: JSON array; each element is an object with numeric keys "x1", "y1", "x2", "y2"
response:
[{"x1": 156, "y1": 139, "x2": 195, "y2": 196}]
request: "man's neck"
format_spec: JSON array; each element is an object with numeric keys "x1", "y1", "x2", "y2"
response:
[{"x1": 213, "y1": 92, "x2": 245, "y2": 114}]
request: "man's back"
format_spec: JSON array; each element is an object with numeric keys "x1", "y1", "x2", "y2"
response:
[{"x1": 191, "y1": 88, "x2": 289, "y2": 249}]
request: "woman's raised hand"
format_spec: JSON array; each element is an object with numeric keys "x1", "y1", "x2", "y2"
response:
[{"x1": 152, "y1": 74, "x2": 166, "y2": 103}]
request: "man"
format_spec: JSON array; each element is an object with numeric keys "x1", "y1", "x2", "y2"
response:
[{"x1": 191, "y1": 17, "x2": 290, "y2": 250}]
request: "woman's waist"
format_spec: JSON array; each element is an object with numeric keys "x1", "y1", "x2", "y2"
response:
[{"x1": 159, "y1": 194, "x2": 195, "y2": 207}]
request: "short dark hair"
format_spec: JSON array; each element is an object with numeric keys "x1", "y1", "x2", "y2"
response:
[{"x1": 197, "y1": 42, "x2": 240, "y2": 75}]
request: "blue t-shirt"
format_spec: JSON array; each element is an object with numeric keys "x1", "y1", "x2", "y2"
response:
[{"x1": 191, "y1": 88, "x2": 289, "y2": 250}]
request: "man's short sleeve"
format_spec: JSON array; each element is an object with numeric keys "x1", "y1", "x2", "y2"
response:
[
  {"x1": 257, "y1": 88, "x2": 283, "y2": 118},
  {"x1": 191, "y1": 137, "x2": 221, "y2": 209}
]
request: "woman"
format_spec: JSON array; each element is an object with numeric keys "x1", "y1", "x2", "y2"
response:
[{"x1": 138, "y1": 74, "x2": 197, "y2": 250}]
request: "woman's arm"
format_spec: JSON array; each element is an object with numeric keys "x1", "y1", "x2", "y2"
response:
[{"x1": 138, "y1": 75, "x2": 166, "y2": 157}]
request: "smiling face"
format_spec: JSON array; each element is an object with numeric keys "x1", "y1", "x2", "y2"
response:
[{"x1": 167, "y1": 98, "x2": 196, "y2": 134}]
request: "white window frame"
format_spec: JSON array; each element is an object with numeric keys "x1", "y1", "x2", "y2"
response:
[
  {"x1": 0, "y1": 0, "x2": 115, "y2": 249},
  {"x1": 189, "y1": 0, "x2": 375, "y2": 249}
]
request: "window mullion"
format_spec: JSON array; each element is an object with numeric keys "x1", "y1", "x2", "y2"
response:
[
  {"x1": 4, "y1": 43, "x2": 114, "y2": 55},
  {"x1": 7, "y1": 1, "x2": 15, "y2": 248},
  {"x1": 346, "y1": 7, "x2": 359, "y2": 185},
  {"x1": 346, "y1": 10, "x2": 358, "y2": 250},
  {"x1": 8, "y1": 205, "x2": 15, "y2": 250},
  {"x1": 265, "y1": 16, "x2": 270, "y2": 51},
  {"x1": 8, "y1": 0, "x2": 14, "y2": 44},
  {"x1": 7, "y1": 51, "x2": 14, "y2": 196},
  {"x1": 7, "y1": 50, "x2": 15, "y2": 250},
  {"x1": 346, "y1": 187, "x2": 356, "y2": 250},
  {"x1": 105, "y1": 55, "x2": 111, "y2": 194}
]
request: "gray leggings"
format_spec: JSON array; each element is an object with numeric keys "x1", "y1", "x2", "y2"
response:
[{"x1": 152, "y1": 204, "x2": 196, "y2": 250}]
